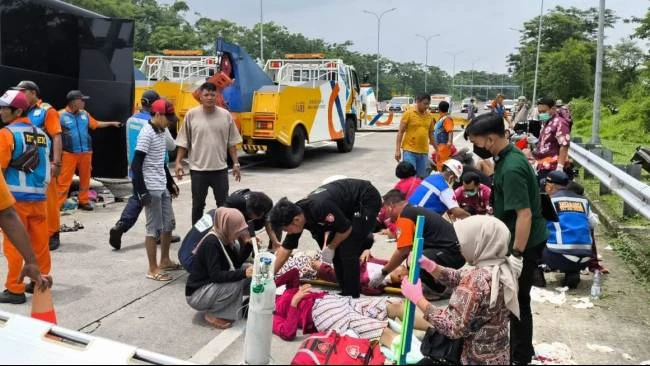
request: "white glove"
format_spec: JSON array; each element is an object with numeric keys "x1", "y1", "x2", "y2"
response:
[
  {"x1": 368, "y1": 270, "x2": 386, "y2": 288},
  {"x1": 507, "y1": 255, "x2": 524, "y2": 278},
  {"x1": 321, "y1": 246, "x2": 335, "y2": 264},
  {"x1": 555, "y1": 163, "x2": 564, "y2": 172}
]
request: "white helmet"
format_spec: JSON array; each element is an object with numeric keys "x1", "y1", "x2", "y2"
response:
[
  {"x1": 322, "y1": 175, "x2": 348, "y2": 185},
  {"x1": 442, "y1": 159, "x2": 464, "y2": 181}
]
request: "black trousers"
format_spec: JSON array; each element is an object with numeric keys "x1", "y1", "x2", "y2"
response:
[
  {"x1": 420, "y1": 247, "x2": 466, "y2": 293},
  {"x1": 332, "y1": 184, "x2": 382, "y2": 298},
  {"x1": 511, "y1": 243, "x2": 545, "y2": 364},
  {"x1": 190, "y1": 169, "x2": 229, "y2": 224}
]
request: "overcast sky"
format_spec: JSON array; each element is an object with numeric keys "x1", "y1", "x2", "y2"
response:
[{"x1": 167, "y1": 0, "x2": 647, "y2": 74}]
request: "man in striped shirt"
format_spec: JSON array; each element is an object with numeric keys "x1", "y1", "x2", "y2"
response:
[{"x1": 131, "y1": 99, "x2": 181, "y2": 282}]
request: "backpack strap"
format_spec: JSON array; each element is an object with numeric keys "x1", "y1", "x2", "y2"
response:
[{"x1": 191, "y1": 228, "x2": 236, "y2": 271}]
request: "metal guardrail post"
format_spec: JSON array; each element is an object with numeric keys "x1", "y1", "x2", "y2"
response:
[{"x1": 616, "y1": 164, "x2": 642, "y2": 217}]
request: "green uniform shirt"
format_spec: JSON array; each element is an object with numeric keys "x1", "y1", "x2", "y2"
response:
[{"x1": 493, "y1": 143, "x2": 548, "y2": 250}]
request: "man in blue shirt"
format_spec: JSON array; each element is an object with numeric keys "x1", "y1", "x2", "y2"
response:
[
  {"x1": 408, "y1": 159, "x2": 470, "y2": 220},
  {"x1": 109, "y1": 91, "x2": 179, "y2": 250},
  {"x1": 541, "y1": 171, "x2": 595, "y2": 288}
]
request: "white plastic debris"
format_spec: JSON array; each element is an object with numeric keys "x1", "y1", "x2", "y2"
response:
[
  {"x1": 621, "y1": 353, "x2": 633, "y2": 361},
  {"x1": 587, "y1": 344, "x2": 615, "y2": 353},
  {"x1": 533, "y1": 342, "x2": 575, "y2": 365},
  {"x1": 531, "y1": 286, "x2": 568, "y2": 305},
  {"x1": 572, "y1": 297, "x2": 594, "y2": 309},
  {"x1": 604, "y1": 245, "x2": 613, "y2": 251},
  {"x1": 640, "y1": 360, "x2": 650, "y2": 365}
]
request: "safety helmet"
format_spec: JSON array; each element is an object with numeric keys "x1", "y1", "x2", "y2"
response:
[
  {"x1": 442, "y1": 159, "x2": 463, "y2": 181},
  {"x1": 322, "y1": 175, "x2": 347, "y2": 185}
]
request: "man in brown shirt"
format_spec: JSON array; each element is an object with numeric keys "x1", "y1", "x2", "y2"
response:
[{"x1": 175, "y1": 82, "x2": 243, "y2": 224}]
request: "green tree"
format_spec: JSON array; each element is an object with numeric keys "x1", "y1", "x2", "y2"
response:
[{"x1": 539, "y1": 39, "x2": 594, "y2": 101}]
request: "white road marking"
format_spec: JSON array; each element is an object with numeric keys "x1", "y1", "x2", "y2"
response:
[{"x1": 189, "y1": 322, "x2": 245, "y2": 364}]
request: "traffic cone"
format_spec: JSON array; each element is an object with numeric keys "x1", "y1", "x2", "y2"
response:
[{"x1": 31, "y1": 287, "x2": 57, "y2": 324}]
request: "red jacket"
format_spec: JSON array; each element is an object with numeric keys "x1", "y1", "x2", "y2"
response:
[{"x1": 273, "y1": 269, "x2": 326, "y2": 341}]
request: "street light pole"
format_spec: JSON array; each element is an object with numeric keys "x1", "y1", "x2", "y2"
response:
[
  {"x1": 532, "y1": 0, "x2": 544, "y2": 105},
  {"x1": 446, "y1": 51, "x2": 464, "y2": 100},
  {"x1": 471, "y1": 58, "x2": 480, "y2": 97},
  {"x1": 363, "y1": 8, "x2": 397, "y2": 99},
  {"x1": 416, "y1": 34, "x2": 440, "y2": 93},
  {"x1": 591, "y1": 0, "x2": 605, "y2": 144},
  {"x1": 260, "y1": 0, "x2": 264, "y2": 63}
]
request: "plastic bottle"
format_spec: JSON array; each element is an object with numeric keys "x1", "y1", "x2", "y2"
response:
[{"x1": 591, "y1": 269, "x2": 601, "y2": 300}]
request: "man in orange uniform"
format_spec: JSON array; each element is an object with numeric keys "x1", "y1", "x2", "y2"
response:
[
  {"x1": 57, "y1": 90, "x2": 121, "y2": 211},
  {"x1": 0, "y1": 90, "x2": 51, "y2": 304},
  {"x1": 12, "y1": 81, "x2": 63, "y2": 251},
  {"x1": 432, "y1": 101, "x2": 455, "y2": 171}
]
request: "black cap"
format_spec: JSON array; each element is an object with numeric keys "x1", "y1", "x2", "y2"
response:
[
  {"x1": 546, "y1": 171, "x2": 569, "y2": 186},
  {"x1": 141, "y1": 90, "x2": 160, "y2": 107},
  {"x1": 66, "y1": 90, "x2": 90, "y2": 101},
  {"x1": 537, "y1": 97, "x2": 555, "y2": 108},
  {"x1": 12, "y1": 80, "x2": 40, "y2": 96}
]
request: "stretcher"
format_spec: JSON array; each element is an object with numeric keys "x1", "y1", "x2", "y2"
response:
[{"x1": 300, "y1": 278, "x2": 403, "y2": 296}]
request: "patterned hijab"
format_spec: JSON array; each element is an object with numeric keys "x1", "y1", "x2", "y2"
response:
[{"x1": 453, "y1": 216, "x2": 520, "y2": 319}]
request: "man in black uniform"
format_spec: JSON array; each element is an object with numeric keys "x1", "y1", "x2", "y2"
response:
[
  {"x1": 224, "y1": 189, "x2": 280, "y2": 249},
  {"x1": 269, "y1": 178, "x2": 382, "y2": 298}
]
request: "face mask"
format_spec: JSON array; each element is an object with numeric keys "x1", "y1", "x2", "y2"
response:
[
  {"x1": 473, "y1": 145, "x2": 493, "y2": 159},
  {"x1": 465, "y1": 190, "x2": 478, "y2": 197},
  {"x1": 539, "y1": 112, "x2": 551, "y2": 122}
]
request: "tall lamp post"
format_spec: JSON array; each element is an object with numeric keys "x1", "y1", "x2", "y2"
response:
[
  {"x1": 531, "y1": 0, "x2": 544, "y2": 106},
  {"x1": 363, "y1": 7, "x2": 397, "y2": 99},
  {"x1": 416, "y1": 34, "x2": 440, "y2": 93},
  {"x1": 470, "y1": 58, "x2": 480, "y2": 97},
  {"x1": 259, "y1": 0, "x2": 264, "y2": 63},
  {"x1": 446, "y1": 50, "x2": 464, "y2": 100}
]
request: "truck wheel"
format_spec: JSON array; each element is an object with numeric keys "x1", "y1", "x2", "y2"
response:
[
  {"x1": 337, "y1": 117, "x2": 356, "y2": 153},
  {"x1": 272, "y1": 127, "x2": 305, "y2": 169}
]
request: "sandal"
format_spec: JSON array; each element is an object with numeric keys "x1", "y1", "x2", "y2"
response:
[
  {"x1": 204, "y1": 314, "x2": 232, "y2": 329},
  {"x1": 146, "y1": 272, "x2": 173, "y2": 281},
  {"x1": 159, "y1": 262, "x2": 183, "y2": 271}
]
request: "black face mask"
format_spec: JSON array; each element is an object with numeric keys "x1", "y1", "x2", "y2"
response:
[{"x1": 473, "y1": 145, "x2": 493, "y2": 159}]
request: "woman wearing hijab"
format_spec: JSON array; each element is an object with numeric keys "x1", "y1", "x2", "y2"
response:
[
  {"x1": 401, "y1": 215, "x2": 523, "y2": 365},
  {"x1": 185, "y1": 207, "x2": 254, "y2": 329}
]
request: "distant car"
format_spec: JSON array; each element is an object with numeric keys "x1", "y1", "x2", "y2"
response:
[
  {"x1": 484, "y1": 100, "x2": 493, "y2": 110},
  {"x1": 429, "y1": 94, "x2": 452, "y2": 112},
  {"x1": 386, "y1": 96, "x2": 413, "y2": 113},
  {"x1": 460, "y1": 97, "x2": 478, "y2": 113},
  {"x1": 503, "y1": 99, "x2": 516, "y2": 112}
]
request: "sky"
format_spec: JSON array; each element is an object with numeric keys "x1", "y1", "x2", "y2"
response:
[{"x1": 164, "y1": 0, "x2": 648, "y2": 74}]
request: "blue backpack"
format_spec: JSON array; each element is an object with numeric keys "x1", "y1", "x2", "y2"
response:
[{"x1": 178, "y1": 210, "x2": 216, "y2": 271}]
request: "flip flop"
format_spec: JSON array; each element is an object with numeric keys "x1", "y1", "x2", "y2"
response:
[
  {"x1": 146, "y1": 272, "x2": 173, "y2": 282},
  {"x1": 160, "y1": 262, "x2": 183, "y2": 271},
  {"x1": 203, "y1": 314, "x2": 232, "y2": 329}
]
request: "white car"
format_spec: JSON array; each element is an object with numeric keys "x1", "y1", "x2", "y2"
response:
[
  {"x1": 503, "y1": 99, "x2": 516, "y2": 112},
  {"x1": 484, "y1": 100, "x2": 493, "y2": 110}
]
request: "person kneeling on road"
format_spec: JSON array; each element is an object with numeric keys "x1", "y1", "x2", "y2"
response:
[
  {"x1": 539, "y1": 171, "x2": 596, "y2": 289},
  {"x1": 454, "y1": 172, "x2": 493, "y2": 216},
  {"x1": 369, "y1": 190, "x2": 465, "y2": 300},
  {"x1": 109, "y1": 90, "x2": 180, "y2": 250},
  {"x1": 185, "y1": 207, "x2": 254, "y2": 329},
  {"x1": 269, "y1": 178, "x2": 382, "y2": 298},
  {"x1": 224, "y1": 189, "x2": 281, "y2": 250},
  {"x1": 409, "y1": 159, "x2": 471, "y2": 220},
  {"x1": 131, "y1": 99, "x2": 181, "y2": 282}
]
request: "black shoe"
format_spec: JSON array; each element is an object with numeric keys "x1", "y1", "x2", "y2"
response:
[
  {"x1": 0, "y1": 289, "x2": 26, "y2": 304},
  {"x1": 49, "y1": 232, "x2": 60, "y2": 251},
  {"x1": 532, "y1": 267, "x2": 547, "y2": 288},
  {"x1": 171, "y1": 234, "x2": 181, "y2": 243},
  {"x1": 78, "y1": 203, "x2": 94, "y2": 211},
  {"x1": 563, "y1": 272, "x2": 581, "y2": 289},
  {"x1": 109, "y1": 223, "x2": 125, "y2": 250},
  {"x1": 25, "y1": 282, "x2": 34, "y2": 294}
]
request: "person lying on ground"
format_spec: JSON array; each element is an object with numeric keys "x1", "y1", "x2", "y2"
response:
[
  {"x1": 401, "y1": 215, "x2": 522, "y2": 365},
  {"x1": 273, "y1": 268, "x2": 430, "y2": 342},
  {"x1": 185, "y1": 207, "x2": 254, "y2": 329},
  {"x1": 276, "y1": 250, "x2": 408, "y2": 296},
  {"x1": 376, "y1": 161, "x2": 423, "y2": 239},
  {"x1": 369, "y1": 190, "x2": 465, "y2": 300}
]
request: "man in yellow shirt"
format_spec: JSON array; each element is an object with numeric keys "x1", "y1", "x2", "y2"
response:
[{"x1": 394, "y1": 94, "x2": 434, "y2": 178}]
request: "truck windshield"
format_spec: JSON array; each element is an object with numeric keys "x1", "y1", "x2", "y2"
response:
[{"x1": 390, "y1": 97, "x2": 410, "y2": 105}]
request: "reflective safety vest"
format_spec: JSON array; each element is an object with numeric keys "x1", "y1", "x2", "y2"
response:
[
  {"x1": 26, "y1": 104, "x2": 51, "y2": 130},
  {"x1": 59, "y1": 109, "x2": 92, "y2": 153},
  {"x1": 4, "y1": 123, "x2": 51, "y2": 202},
  {"x1": 546, "y1": 190, "x2": 592, "y2": 257},
  {"x1": 433, "y1": 116, "x2": 451, "y2": 144},
  {"x1": 408, "y1": 173, "x2": 450, "y2": 215}
]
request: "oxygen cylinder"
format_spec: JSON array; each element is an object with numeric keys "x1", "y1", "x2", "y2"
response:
[{"x1": 244, "y1": 248, "x2": 276, "y2": 365}]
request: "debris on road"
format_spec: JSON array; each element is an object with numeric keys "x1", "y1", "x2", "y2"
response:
[
  {"x1": 572, "y1": 297, "x2": 594, "y2": 309},
  {"x1": 531, "y1": 286, "x2": 568, "y2": 305},
  {"x1": 532, "y1": 342, "x2": 575, "y2": 365},
  {"x1": 587, "y1": 343, "x2": 615, "y2": 353}
]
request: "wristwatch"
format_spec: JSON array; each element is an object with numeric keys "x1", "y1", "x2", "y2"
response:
[{"x1": 512, "y1": 249, "x2": 523, "y2": 258}]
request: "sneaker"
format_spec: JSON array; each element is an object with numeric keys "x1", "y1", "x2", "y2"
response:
[
  {"x1": 532, "y1": 267, "x2": 547, "y2": 288},
  {"x1": 562, "y1": 272, "x2": 581, "y2": 289},
  {"x1": 109, "y1": 223, "x2": 125, "y2": 250},
  {"x1": 78, "y1": 203, "x2": 94, "y2": 211},
  {"x1": 25, "y1": 282, "x2": 34, "y2": 294},
  {"x1": 171, "y1": 234, "x2": 181, "y2": 243},
  {"x1": 49, "y1": 232, "x2": 60, "y2": 251},
  {"x1": 0, "y1": 289, "x2": 26, "y2": 304}
]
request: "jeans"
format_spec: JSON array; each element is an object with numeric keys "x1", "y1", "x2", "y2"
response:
[
  {"x1": 542, "y1": 248, "x2": 590, "y2": 273},
  {"x1": 116, "y1": 185, "x2": 143, "y2": 232},
  {"x1": 403, "y1": 151, "x2": 429, "y2": 178},
  {"x1": 190, "y1": 169, "x2": 229, "y2": 224},
  {"x1": 511, "y1": 243, "x2": 545, "y2": 364}
]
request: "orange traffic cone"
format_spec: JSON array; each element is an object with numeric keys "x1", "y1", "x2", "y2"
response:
[{"x1": 31, "y1": 287, "x2": 57, "y2": 324}]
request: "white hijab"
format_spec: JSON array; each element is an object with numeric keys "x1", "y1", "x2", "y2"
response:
[{"x1": 453, "y1": 216, "x2": 521, "y2": 319}]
